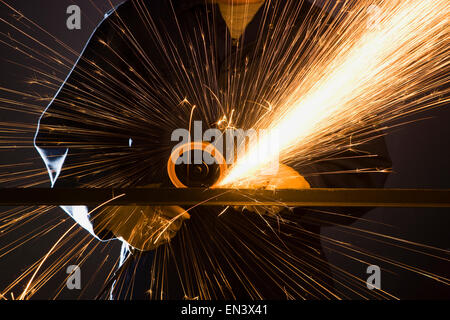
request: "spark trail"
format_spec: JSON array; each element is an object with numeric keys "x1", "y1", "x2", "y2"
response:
[
  {"x1": 219, "y1": 0, "x2": 449, "y2": 186},
  {"x1": 0, "y1": 0, "x2": 449, "y2": 300}
]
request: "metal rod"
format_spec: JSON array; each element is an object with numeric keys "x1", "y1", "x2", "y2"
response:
[{"x1": 0, "y1": 188, "x2": 449, "y2": 207}]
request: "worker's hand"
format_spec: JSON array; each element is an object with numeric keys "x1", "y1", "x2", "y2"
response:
[
  {"x1": 265, "y1": 163, "x2": 311, "y2": 190},
  {"x1": 235, "y1": 164, "x2": 311, "y2": 216},
  {"x1": 102, "y1": 205, "x2": 190, "y2": 251}
]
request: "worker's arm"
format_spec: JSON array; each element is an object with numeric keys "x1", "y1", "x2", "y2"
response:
[
  {"x1": 35, "y1": 2, "x2": 187, "y2": 249},
  {"x1": 240, "y1": 135, "x2": 391, "y2": 225},
  {"x1": 35, "y1": 5, "x2": 122, "y2": 240},
  {"x1": 290, "y1": 135, "x2": 392, "y2": 226}
]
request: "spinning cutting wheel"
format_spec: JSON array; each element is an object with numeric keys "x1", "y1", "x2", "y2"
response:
[{"x1": 167, "y1": 142, "x2": 227, "y2": 188}]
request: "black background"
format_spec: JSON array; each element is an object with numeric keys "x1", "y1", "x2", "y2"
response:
[{"x1": 0, "y1": 0, "x2": 448, "y2": 300}]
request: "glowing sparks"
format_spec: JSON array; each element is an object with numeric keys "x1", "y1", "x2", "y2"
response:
[
  {"x1": 219, "y1": 0, "x2": 449, "y2": 186},
  {"x1": 0, "y1": 0, "x2": 449, "y2": 300}
]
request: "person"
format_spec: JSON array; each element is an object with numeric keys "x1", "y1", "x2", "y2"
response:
[{"x1": 35, "y1": 0, "x2": 391, "y2": 299}]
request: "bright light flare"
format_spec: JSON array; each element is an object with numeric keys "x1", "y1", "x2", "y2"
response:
[{"x1": 218, "y1": 0, "x2": 449, "y2": 187}]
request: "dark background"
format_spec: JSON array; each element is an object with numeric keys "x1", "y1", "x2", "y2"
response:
[{"x1": 0, "y1": 0, "x2": 448, "y2": 299}]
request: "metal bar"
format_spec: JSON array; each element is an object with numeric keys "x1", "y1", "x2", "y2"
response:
[{"x1": 0, "y1": 188, "x2": 449, "y2": 207}]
